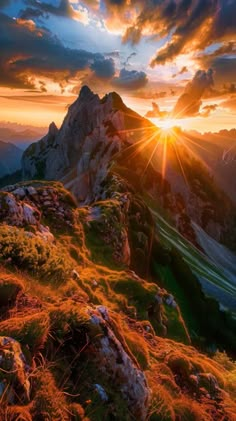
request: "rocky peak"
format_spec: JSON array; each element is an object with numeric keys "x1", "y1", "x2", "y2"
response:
[
  {"x1": 78, "y1": 84, "x2": 96, "y2": 101},
  {"x1": 48, "y1": 121, "x2": 58, "y2": 137}
]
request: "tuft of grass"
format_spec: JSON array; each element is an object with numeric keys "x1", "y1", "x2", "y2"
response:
[
  {"x1": 31, "y1": 369, "x2": 69, "y2": 420},
  {"x1": 0, "y1": 225, "x2": 73, "y2": 284},
  {"x1": 0, "y1": 273, "x2": 23, "y2": 311},
  {"x1": 0, "y1": 312, "x2": 50, "y2": 354},
  {"x1": 173, "y1": 398, "x2": 212, "y2": 421},
  {"x1": 112, "y1": 275, "x2": 157, "y2": 320}
]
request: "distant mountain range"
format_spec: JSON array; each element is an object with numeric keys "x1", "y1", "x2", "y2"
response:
[{"x1": 0, "y1": 124, "x2": 46, "y2": 150}]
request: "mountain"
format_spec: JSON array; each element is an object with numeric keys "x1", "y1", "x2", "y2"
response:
[
  {"x1": 183, "y1": 129, "x2": 236, "y2": 202},
  {"x1": 23, "y1": 85, "x2": 152, "y2": 201},
  {"x1": 22, "y1": 86, "x2": 236, "y2": 302},
  {"x1": 1, "y1": 86, "x2": 236, "y2": 419},
  {"x1": 0, "y1": 140, "x2": 23, "y2": 177}
]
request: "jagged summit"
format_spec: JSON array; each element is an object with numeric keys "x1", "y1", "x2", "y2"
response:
[
  {"x1": 22, "y1": 87, "x2": 151, "y2": 202},
  {"x1": 71, "y1": 85, "x2": 127, "y2": 114},
  {"x1": 77, "y1": 84, "x2": 99, "y2": 102}
]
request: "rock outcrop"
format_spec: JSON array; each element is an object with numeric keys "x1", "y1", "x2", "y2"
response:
[{"x1": 0, "y1": 336, "x2": 30, "y2": 404}]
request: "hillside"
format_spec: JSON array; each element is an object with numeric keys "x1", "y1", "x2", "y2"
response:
[
  {"x1": 0, "y1": 181, "x2": 236, "y2": 420},
  {"x1": 0, "y1": 140, "x2": 23, "y2": 178},
  {"x1": 183, "y1": 130, "x2": 236, "y2": 203}
]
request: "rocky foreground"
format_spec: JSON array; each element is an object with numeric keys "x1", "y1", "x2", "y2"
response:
[{"x1": 0, "y1": 180, "x2": 236, "y2": 420}]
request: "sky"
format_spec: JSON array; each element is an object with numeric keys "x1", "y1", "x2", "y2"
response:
[{"x1": 0, "y1": 0, "x2": 235, "y2": 133}]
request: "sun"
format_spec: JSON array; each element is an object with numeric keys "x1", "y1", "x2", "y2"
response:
[{"x1": 159, "y1": 118, "x2": 176, "y2": 132}]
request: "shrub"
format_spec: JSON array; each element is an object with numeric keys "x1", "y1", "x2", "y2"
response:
[
  {"x1": 0, "y1": 312, "x2": 50, "y2": 352},
  {"x1": 0, "y1": 273, "x2": 23, "y2": 310},
  {"x1": 0, "y1": 225, "x2": 72, "y2": 284}
]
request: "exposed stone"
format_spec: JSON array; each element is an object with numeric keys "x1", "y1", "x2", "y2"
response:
[
  {"x1": 12, "y1": 187, "x2": 26, "y2": 199},
  {"x1": 0, "y1": 337, "x2": 30, "y2": 404},
  {"x1": 88, "y1": 306, "x2": 150, "y2": 420}
]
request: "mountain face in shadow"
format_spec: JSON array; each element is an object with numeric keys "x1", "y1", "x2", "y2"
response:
[
  {"x1": 0, "y1": 140, "x2": 23, "y2": 177},
  {"x1": 184, "y1": 129, "x2": 236, "y2": 202}
]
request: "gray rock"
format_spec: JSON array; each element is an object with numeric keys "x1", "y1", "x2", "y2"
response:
[
  {"x1": 0, "y1": 336, "x2": 30, "y2": 404},
  {"x1": 12, "y1": 187, "x2": 25, "y2": 198}
]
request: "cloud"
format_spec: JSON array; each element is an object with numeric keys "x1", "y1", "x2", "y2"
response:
[
  {"x1": 200, "y1": 103, "x2": 218, "y2": 117},
  {"x1": 90, "y1": 58, "x2": 115, "y2": 79},
  {"x1": 221, "y1": 97, "x2": 236, "y2": 111},
  {"x1": 19, "y1": 7, "x2": 44, "y2": 20},
  {"x1": 0, "y1": 94, "x2": 76, "y2": 105},
  {"x1": 20, "y1": 0, "x2": 89, "y2": 23},
  {"x1": 0, "y1": 12, "x2": 117, "y2": 90},
  {"x1": 145, "y1": 102, "x2": 168, "y2": 119},
  {"x1": 122, "y1": 52, "x2": 137, "y2": 67},
  {"x1": 172, "y1": 66, "x2": 188, "y2": 78},
  {"x1": 105, "y1": 51, "x2": 120, "y2": 59},
  {"x1": 112, "y1": 68, "x2": 148, "y2": 90},
  {"x1": 83, "y1": 0, "x2": 235, "y2": 69},
  {"x1": 173, "y1": 69, "x2": 214, "y2": 117},
  {"x1": 199, "y1": 56, "x2": 236, "y2": 85}
]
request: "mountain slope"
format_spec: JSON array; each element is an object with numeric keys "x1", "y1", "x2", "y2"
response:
[
  {"x1": 183, "y1": 130, "x2": 236, "y2": 203},
  {"x1": 0, "y1": 140, "x2": 23, "y2": 177},
  {"x1": 0, "y1": 181, "x2": 236, "y2": 420}
]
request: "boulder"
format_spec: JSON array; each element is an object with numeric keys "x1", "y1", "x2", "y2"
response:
[
  {"x1": 88, "y1": 306, "x2": 150, "y2": 420},
  {"x1": 0, "y1": 337, "x2": 30, "y2": 404}
]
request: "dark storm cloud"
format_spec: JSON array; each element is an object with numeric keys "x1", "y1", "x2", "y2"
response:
[
  {"x1": 112, "y1": 68, "x2": 148, "y2": 90},
  {"x1": 173, "y1": 69, "x2": 214, "y2": 117},
  {"x1": 21, "y1": 0, "x2": 82, "y2": 20},
  {"x1": 199, "y1": 56, "x2": 236, "y2": 85},
  {"x1": 0, "y1": 12, "x2": 116, "y2": 89},
  {"x1": 197, "y1": 41, "x2": 236, "y2": 84},
  {"x1": 90, "y1": 58, "x2": 115, "y2": 79}
]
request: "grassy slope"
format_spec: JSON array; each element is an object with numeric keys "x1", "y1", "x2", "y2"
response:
[{"x1": 0, "y1": 182, "x2": 236, "y2": 420}]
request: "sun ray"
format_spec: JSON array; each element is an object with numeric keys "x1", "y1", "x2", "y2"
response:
[{"x1": 141, "y1": 138, "x2": 161, "y2": 179}]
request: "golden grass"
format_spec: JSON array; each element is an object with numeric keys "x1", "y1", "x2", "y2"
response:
[{"x1": 0, "y1": 184, "x2": 236, "y2": 420}]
